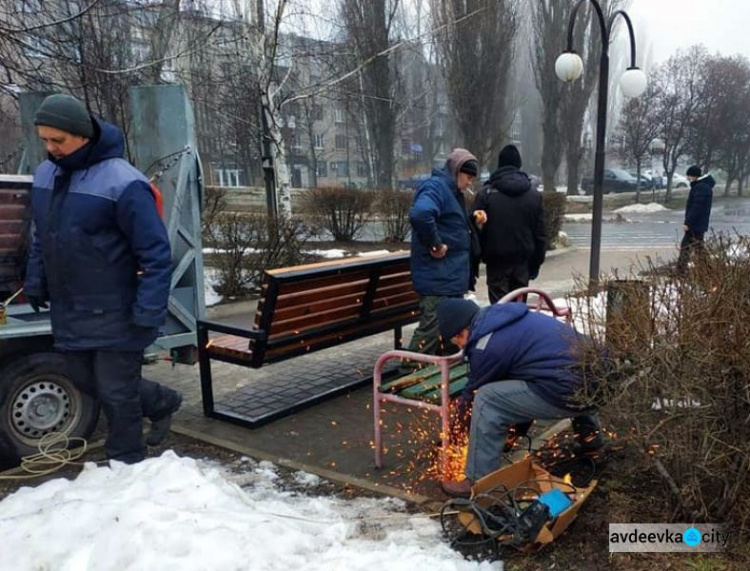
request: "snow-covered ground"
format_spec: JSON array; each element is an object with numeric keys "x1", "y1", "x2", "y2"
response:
[
  {"x1": 0, "y1": 453, "x2": 497, "y2": 571},
  {"x1": 614, "y1": 203, "x2": 669, "y2": 214},
  {"x1": 204, "y1": 268, "x2": 223, "y2": 307}
]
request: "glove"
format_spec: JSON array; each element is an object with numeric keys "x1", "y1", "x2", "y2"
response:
[{"x1": 27, "y1": 294, "x2": 48, "y2": 313}]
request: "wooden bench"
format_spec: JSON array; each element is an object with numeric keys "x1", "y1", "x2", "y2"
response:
[
  {"x1": 197, "y1": 252, "x2": 420, "y2": 427},
  {"x1": 372, "y1": 288, "x2": 573, "y2": 481}
]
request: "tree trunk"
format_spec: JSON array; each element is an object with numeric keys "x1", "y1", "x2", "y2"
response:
[
  {"x1": 635, "y1": 160, "x2": 642, "y2": 204},
  {"x1": 724, "y1": 177, "x2": 733, "y2": 197}
]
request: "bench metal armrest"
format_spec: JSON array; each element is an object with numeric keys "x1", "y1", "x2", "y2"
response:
[{"x1": 196, "y1": 319, "x2": 267, "y2": 342}]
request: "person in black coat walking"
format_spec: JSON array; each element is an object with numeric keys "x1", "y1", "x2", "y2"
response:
[
  {"x1": 472, "y1": 145, "x2": 546, "y2": 304},
  {"x1": 677, "y1": 165, "x2": 714, "y2": 274}
]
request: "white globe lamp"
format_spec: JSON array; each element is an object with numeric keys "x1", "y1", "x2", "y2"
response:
[
  {"x1": 620, "y1": 67, "x2": 647, "y2": 98},
  {"x1": 555, "y1": 52, "x2": 584, "y2": 82}
]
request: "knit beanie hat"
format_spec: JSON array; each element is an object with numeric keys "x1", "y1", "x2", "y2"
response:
[
  {"x1": 34, "y1": 94, "x2": 94, "y2": 138},
  {"x1": 497, "y1": 144, "x2": 522, "y2": 169},
  {"x1": 459, "y1": 160, "x2": 479, "y2": 177},
  {"x1": 686, "y1": 165, "x2": 702, "y2": 177},
  {"x1": 437, "y1": 298, "x2": 480, "y2": 340}
]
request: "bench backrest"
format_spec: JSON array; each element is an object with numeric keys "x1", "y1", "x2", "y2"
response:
[{"x1": 248, "y1": 252, "x2": 419, "y2": 366}]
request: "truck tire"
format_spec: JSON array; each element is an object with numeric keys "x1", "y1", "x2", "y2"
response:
[{"x1": 0, "y1": 353, "x2": 100, "y2": 469}]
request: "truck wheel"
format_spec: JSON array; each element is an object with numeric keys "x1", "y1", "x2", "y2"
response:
[{"x1": 0, "y1": 353, "x2": 100, "y2": 468}]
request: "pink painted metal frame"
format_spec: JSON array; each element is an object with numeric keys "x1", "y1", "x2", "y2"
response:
[{"x1": 372, "y1": 287, "x2": 573, "y2": 482}]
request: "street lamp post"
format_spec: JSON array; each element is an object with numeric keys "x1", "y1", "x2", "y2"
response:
[{"x1": 555, "y1": 0, "x2": 646, "y2": 290}]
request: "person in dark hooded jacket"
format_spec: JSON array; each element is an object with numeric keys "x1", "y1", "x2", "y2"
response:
[
  {"x1": 472, "y1": 145, "x2": 546, "y2": 304},
  {"x1": 435, "y1": 298, "x2": 603, "y2": 498},
  {"x1": 677, "y1": 165, "x2": 714, "y2": 274},
  {"x1": 25, "y1": 94, "x2": 182, "y2": 464},
  {"x1": 407, "y1": 148, "x2": 484, "y2": 356}
]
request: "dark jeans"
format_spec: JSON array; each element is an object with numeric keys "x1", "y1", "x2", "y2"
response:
[
  {"x1": 676, "y1": 230, "x2": 704, "y2": 273},
  {"x1": 65, "y1": 350, "x2": 182, "y2": 464},
  {"x1": 486, "y1": 264, "x2": 528, "y2": 304}
]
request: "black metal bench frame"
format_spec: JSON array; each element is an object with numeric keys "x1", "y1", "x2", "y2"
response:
[{"x1": 197, "y1": 252, "x2": 420, "y2": 428}]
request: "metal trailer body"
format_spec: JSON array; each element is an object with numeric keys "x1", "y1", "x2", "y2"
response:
[{"x1": 0, "y1": 86, "x2": 204, "y2": 468}]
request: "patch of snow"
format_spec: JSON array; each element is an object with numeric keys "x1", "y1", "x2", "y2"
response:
[
  {"x1": 304, "y1": 249, "x2": 349, "y2": 259},
  {"x1": 614, "y1": 203, "x2": 669, "y2": 214},
  {"x1": 357, "y1": 250, "x2": 393, "y2": 257},
  {"x1": 203, "y1": 247, "x2": 260, "y2": 255},
  {"x1": 204, "y1": 268, "x2": 223, "y2": 307},
  {"x1": 0, "y1": 452, "x2": 496, "y2": 571},
  {"x1": 293, "y1": 471, "x2": 322, "y2": 487}
]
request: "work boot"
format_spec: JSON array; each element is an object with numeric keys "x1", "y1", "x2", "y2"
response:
[
  {"x1": 146, "y1": 393, "x2": 183, "y2": 446},
  {"x1": 441, "y1": 478, "x2": 473, "y2": 499}
]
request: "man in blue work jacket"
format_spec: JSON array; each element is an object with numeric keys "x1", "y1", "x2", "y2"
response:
[
  {"x1": 25, "y1": 94, "x2": 182, "y2": 464},
  {"x1": 436, "y1": 298, "x2": 604, "y2": 498}
]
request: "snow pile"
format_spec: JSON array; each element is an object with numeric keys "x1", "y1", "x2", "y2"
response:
[
  {"x1": 203, "y1": 268, "x2": 223, "y2": 307},
  {"x1": 304, "y1": 248, "x2": 348, "y2": 259},
  {"x1": 614, "y1": 203, "x2": 669, "y2": 214},
  {"x1": 0, "y1": 452, "x2": 496, "y2": 571}
]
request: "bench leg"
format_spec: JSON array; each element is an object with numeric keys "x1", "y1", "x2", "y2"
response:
[
  {"x1": 440, "y1": 360, "x2": 451, "y2": 482},
  {"x1": 197, "y1": 323, "x2": 215, "y2": 417},
  {"x1": 373, "y1": 361, "x2": 384, "y2": 469},
  {"x1": 393, "y1": 326, "x2": 403, "y2": 350}
]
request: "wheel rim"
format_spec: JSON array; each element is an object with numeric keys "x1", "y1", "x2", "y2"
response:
[{"x1": 9, "y1": 374, "x2": 84, "y2": 446}]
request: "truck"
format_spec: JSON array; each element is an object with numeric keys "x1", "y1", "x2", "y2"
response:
[{"x1": 0, "y1": 86, "x2": 205, "y2": 469}]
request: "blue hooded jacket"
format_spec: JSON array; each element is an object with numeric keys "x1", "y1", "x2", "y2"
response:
[
  {"x1": 25, "y1": 118, "x2": 172, "y2": 351},
  {"x1": 409, "y1": 152, "x2": 474, "y2": 296},
  {"x1": 684, "y1": 174, "x2": 714, "y2": 234},
  {"x1": 461, "y1": 303, "x2": 592, "y2": 410}
]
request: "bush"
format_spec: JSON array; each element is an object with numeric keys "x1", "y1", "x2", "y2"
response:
[
  {"x1": 376, "y1": 188, "x2": 412, "y2": 242},
  {"x1": 572, "y1": 235, "x2": 750, "y2": 532},
  {"x1": 206, "y1": 213, "x2": 310, "y2": 297},
  {"x1": 302, "y1": 186, "x2": 375, "y2": 242},
  {"x1": 202, "y1": 186, "x2": 228, "y2": 247},
  {"x1": 541, "y1": 191, "x2": 566, "y2": 250}
]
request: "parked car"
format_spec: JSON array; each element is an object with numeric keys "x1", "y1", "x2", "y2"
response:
[
  {"x1": 629, "y1": 172, "x2": 655, "y2": 190},
  {"x1": 581, "y1": 169, "x2": 639, "y2": 194},
  {"x1": 671, "y1": 173, "x2": 689, "y2": 188}
]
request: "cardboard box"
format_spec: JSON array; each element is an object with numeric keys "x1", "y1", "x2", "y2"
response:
[{"x1": 457, "y1": 457, "x2": 598, "y2": 550}]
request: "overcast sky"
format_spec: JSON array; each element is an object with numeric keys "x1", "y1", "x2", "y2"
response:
[{"x1": 628, "y1": 0, "x2": 750, "y2": 65}]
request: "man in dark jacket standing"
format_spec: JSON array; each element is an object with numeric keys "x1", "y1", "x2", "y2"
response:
[
  {"x1": 436, "y1": 298, "x2": 603, "y2": 497},
  {"x1": 407, "y1": 148, "x2": 483, "y2": 355},
  {"x1": 25, "y1": 94, "x2": 182, "y2": 464},
  {"x1": 677, "y1": 165, "x2": 714, "y2": 274},
  {"x1": 472, "y1": 145, "x2": 546, "y2": 303}
]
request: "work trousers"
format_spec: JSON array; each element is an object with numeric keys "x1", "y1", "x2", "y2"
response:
[
  {"x1": 465, "y1": 380, "x2": 601, "y2": 481},
  {"x1": 406, "y1": 294, "x2": 462, "y2": 356},
  {"x1": 64, "y1": 350, "x2": 181, "y2": 464}
]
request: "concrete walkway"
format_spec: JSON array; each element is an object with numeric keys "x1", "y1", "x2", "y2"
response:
[{"x1": 151, "y1": 245, "x2": 675, "y2": 502}]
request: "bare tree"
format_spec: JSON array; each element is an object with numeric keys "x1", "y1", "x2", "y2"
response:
[
  {"x1": 616, "y1": 82, "x2": 660, "y2": 203},
  {"x1": 431, "y1": 0, "x2": 519, "y2": 168},
  {"x1": 532, "y1": 0, "x2": 569, "y2": 192},
  {"x1": 653, "y1": 47, "x2": 707, "y2": 202},
  {"x1": 340, "y1": 0, "x2": 400, "y2": 188},
  {"x1": 714, "y1": 56, "x2": 750, "y2": 196}
]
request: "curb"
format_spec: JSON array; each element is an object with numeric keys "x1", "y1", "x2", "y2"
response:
[{"x1": 171, "y1": 423, "x2": 433, "y2": 505}]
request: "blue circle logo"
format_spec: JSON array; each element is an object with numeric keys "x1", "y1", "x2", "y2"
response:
[{"x1": 683, "y1": 527, "x2": 701, "y2": 546}]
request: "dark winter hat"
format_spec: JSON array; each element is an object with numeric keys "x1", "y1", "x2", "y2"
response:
[
  {"x1": 497, "y1": 144, "x2": 522, "y2": 169},
  {"x1": 459, "y1": 160, "x2": 479, "y2": 177},
  {"x1": 438, "y1": 298, "x2": 480, "y2": 341},
  {"x1": 34, "y1": 94, "x2": 94, "y2": 138},
  {"x1": 686, "y1": 165, "x2": 702, "y2": 178}
]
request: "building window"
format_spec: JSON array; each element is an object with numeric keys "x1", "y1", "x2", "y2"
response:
[
  {"x1": 401, "y1": 138, "x2": 411, "y2": 155},
  {"x1": 338, "y1": 162, "x2": 349, "y2": 177},
  {"x1": 316, "y1": 161, "x2": 328, "y2": 178},
  {"x1": 357, "y1": 161, "x2": 369, "y2": 178},
  {"x1": 334, "y1": 108, "x2": 345, "y2": 123},
  {"x1": 216, "y1": 168, "x2": 242, "y2": 187},
  {"x1": 329, "y1": 162, "x2": 338, "y2": 177},
  {"x1": 313, "y1": 105, "x2": 323, "y2": 121},
  {"x1": 314, "y1": 134, "x2": 324, "y2": 149},
  {"x1": 335, "y1": 135, "x2": 347, "y2": 150}
]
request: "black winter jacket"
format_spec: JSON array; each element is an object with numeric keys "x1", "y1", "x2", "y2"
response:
[
  {"x1": 472, "y1": 166, "x2": 546, "y2": 276},
  {"x1": 684, "y1": 175, "x2": 714, "y2": 234}
]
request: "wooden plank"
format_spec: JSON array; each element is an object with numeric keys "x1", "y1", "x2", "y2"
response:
[
  {"x1": 272, "y1": 268, "x2": 374, "y2": 295},
  {"x1": 268, "y1": 304, "x2": 363, "y2": 337},
  {"x1": 272, "y1": 290, "x2": 369, "y2": 321},
  {"x1": 371, "y1": 281, "x2": 415, "y2": 300},
  {"x1": 420, "y1": 378, "x2": 470, "y2": 403},
  {"x1": 273, "y1": 280, "x2": 369, "y2": 309},
  {"x1": 380, "y1": 364, "x2": 443, "y2": 392},
  {"x1": 266, "y1": 251, "x2": 409, "y2": 276},
  {"x1": 400, "y1": 363, "x2": 469, "y2": 398},
  {"x1": 264, "y1": 310, "x2": 419, "y2": 361}
]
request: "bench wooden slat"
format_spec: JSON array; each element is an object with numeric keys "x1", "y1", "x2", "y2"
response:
[
  {"x1": 273, "y1": 280, "x2": 370, "y2": 310},
  {"x1": 270, "y1": 268, "x2": 374, "y2": 295},
  {"x1": 399, "y1": 363, "x2": 469, "y2": 398}
]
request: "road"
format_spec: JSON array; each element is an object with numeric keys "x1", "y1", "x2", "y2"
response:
[{"x1": 564, "y1": 196, "x2": 750, "y2": 250}]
